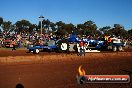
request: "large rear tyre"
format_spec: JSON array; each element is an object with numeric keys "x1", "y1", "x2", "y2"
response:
[
  {"x1": 57, "y1": 39, "x2": 69, "y2": 53},
  {"x1": 112, "y1": 46, "x2": 117, "y2": 52}
]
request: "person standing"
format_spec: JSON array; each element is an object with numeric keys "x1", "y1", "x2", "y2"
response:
[
  {"x1": 79, "y1": 41, "x2": 85, "y2": 56},
  {"x1": 12, "y1": 39, "x2": 16, "y2": 50}
]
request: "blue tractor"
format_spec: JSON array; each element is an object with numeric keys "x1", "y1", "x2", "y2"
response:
[
  {"x1": 27, "y1": 34, "x2": 125, "y2": 54},
  {"x1": 27, "y1": 40, "x2": 57, "y2": 54}
]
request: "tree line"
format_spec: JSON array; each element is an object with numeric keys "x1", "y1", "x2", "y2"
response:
[{"x1": 0, "y1": 17, "x2": 132, "y2": 38}]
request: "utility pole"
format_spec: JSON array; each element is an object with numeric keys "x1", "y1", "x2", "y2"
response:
[{"x1": 38, "y1": 16, "x2": 44, "y2": 35}]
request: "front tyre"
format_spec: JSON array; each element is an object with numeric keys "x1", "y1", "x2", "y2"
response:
[{"x1": 33, "y1": 49, "x2": 39, "y2": 54}]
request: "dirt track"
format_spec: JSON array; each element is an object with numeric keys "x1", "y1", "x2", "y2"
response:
[
  {"x1": 0, "y1": 49, "x2": 132, "y2": 88},
  {"x1": 0, "y1": 47, "x2": 131, "y2": 57}
]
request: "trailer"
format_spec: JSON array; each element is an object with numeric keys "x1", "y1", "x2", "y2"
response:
[
  {"x1": 62, "y1": 35, "x2": 125, "y2": 52},
  {"x1": 27, "y1": 40, "x2": 57, "y2": 54},
  {"x1": 106, "y1": 37, "x2": 124, "y2": 51}
]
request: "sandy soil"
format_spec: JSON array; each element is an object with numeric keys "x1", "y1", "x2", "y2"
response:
[{"x1": 0, "y1": 48, "x2": 132, "y2": 88}]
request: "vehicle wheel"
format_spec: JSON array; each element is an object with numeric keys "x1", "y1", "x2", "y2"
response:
[
  {"x1": 33, "y1": 49, "x2": 39, "y2": 54},
  {"x1": 57, "y1": 39, "x2": 69, "y2": 53},
  {"x1": 73, "y1": 44, "x2": 78, "y2": 53},
  {"x1": 118, "y1": 46, "x2": 123, "y2": 51},
  {"x1": 112, "y1": 46, "x2": 117, "y2": 52},
  {"x1": 48, "y1": 48, "x2": 54, "y2": 53}
]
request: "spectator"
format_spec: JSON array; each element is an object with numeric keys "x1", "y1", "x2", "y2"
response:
[{"x1": 12, "y1": 39, "x2": 17, "y2": 50}]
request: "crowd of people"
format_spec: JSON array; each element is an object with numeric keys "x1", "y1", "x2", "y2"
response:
[
  {"x1": 0, "y1": 32, "x2": 69, "y2": 49},
  {"x1": 0, "y1": 32, "x2": 131, "y2": 53}
]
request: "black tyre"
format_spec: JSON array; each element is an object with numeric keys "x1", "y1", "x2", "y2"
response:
[
  {"x1": 73, "y1": 44, "x2": 78, "y2": 53},
  {"x1": 112, "y1": 46, "x2": 117, "y2": 52},
  {"x1": 56, "y1": 39, "x2": 69, "y2": 53},
  {"x1": 118, "y1": 46, "x2": 123, "y2": 51},
  {"x1": 48, "y1": 48, "x2": 54, "y2": 53},
  {"x1": 33, "y1": 49, "x2": 39, "y2": 54}
]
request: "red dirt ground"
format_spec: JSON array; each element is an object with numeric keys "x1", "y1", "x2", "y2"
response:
[
  {"x1": 0, "y1": 48, "x2": 132, "y2": 88},
  {"x1": 0, "y1": 47, "x2": 131, "y2": 57}
]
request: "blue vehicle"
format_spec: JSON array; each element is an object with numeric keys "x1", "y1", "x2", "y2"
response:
[
  {"x1": 27, "y1": 40, "x2": 57, "y2": 54},
  {"x1": 67, "y1": 34, "x2": 125, "y2": 52},
  {"x1": 27, "y1": 34, "x2": 125, "y2": 54}
]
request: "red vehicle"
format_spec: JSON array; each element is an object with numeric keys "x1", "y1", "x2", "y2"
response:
[{"x1": 3, "y1": 39, "x2": 13, "y2": 48}]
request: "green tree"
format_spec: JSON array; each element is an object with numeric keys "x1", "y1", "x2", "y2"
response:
[
  {"x1": 0, "y1": 17, "x2": 3, "y2": 33},
  {"x1": 56, "y1": 21, "x2": 65, "y2": 29},
  {"x1": 109, "y1": 24, "x2": 128, "y2": 37},
  {"x1": 15, "y1": 20, "x2": 31, "y2": 34},
  {"x1": 0, "y1": 17, "x2": 3, "y2": 26},
  {"x1": 42, "y1": 19, "x2": 50, "y2": 33},
  {"x1": 50, "y1": 22, "x2": 56, "y2": 32},
  {"x1": 82, "y1": 20, "x2": 97, "y2": 36},
  {"x1": 55, "y1": 21, "x2": 66, "y2": 37},
  {"x1": 128, "y1": 29, "x2": 132, "y2": 36},
  {"x1": 84, "y1": 20, "x2": 97, "y2": 30},
  {"x1": 77, "y1": 24, "x2": 84, "y2": 35},
  {"x1": 8, "y1": 24, "x2": 16, "y2": 33},
  {"x1": 29, "y1": 24, "x2": 37, "y2": 34},
  {"x1": 64, "y1": 23, "x2": 74, "y2": 34},
  {"x1": 99, "y1": 26, "x2": 111, "y2": 35},
  {"x1": 77, "y1": 24, "x2": 84, "y2": 30},
  {"x1": 1, "y1": 21, "x2": 12, "y2": 33}
]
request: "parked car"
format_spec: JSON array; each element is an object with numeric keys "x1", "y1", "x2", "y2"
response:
[{"x1": 4, "y1": 38, "x2": 13, "y2": 48}]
